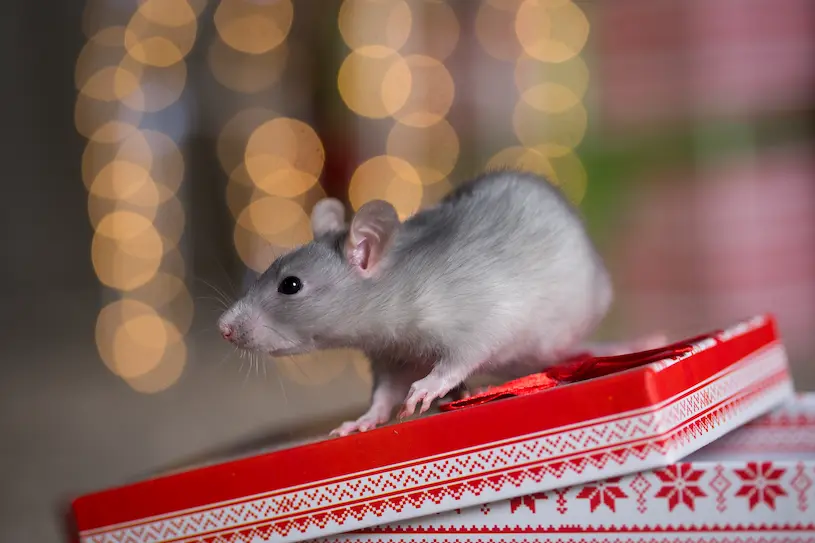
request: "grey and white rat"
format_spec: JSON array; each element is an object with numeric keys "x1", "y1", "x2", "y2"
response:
[{"x1": 218, "y1": 169, "x2": 665, "y2": 436}]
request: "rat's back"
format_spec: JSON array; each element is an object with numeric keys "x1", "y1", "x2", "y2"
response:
[{"x1": 385, "y1": 169, "x2": 612, "y2": 368}]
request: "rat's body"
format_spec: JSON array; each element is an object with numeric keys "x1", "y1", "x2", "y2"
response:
[{"x1": 219, "y1": 170, "x2": 659, "y2": 436}]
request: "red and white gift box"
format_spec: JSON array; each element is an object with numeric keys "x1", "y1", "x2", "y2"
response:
[
  {"x1": 70, "y1": 314, "x2": 795, "y2": 543},
  {"x1": 321, "y1": 394, "x2": 815, "y2": 543}
]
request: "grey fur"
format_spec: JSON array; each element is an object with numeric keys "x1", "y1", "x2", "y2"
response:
[{"x1": 219, "y1": 169, "x2": 613, "y2": 433}]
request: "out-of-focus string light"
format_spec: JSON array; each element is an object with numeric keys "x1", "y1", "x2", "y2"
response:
[
  {"x1": 484, "y1": 0, "x2": 590, "y2": 206},
  {"x1": 77, "y1": 0, "x2": 199, "y2": 393},
  {"x1": 214, "y1": 0, "x2": 293, "y2": 54},
  {"x1": 210, "y1": 2, "x2": 339, "y2": 388},
  {"x1": 340, "y1": 0, "x2": 460, "y2": 226}
]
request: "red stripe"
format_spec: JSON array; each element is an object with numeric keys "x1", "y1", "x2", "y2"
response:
[{"x1": 71, "y1": 318, "x2": 778, "y2": 532}]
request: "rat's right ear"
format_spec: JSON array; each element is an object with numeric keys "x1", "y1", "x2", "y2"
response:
[
  {"x1": 345, "y1": 200, "x2": 400, "y2": 277},
  {"x1": 311, "y1": 198, "x2": 346, "y2": 237}
]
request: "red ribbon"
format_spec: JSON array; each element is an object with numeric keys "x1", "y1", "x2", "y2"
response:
[{"x1": 439, "y1": 333, "x2": 716, "y2": 412}]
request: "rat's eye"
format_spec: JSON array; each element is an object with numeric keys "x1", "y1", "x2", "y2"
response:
[{"x1": 278, "y1": 276, "x2": 302, "y2": 295}]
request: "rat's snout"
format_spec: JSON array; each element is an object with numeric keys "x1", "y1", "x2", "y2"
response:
[
  {"x1": 219, "y1": 321, "x2": 235, "y2": 342},
  {"x1": 217, "y1": 307, "x2": 244, "y2": 346}
]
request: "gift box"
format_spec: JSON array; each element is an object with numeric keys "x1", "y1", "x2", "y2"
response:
[
  {"x1": 69, "y1": 314, "x2": 794, "y2": 543},
  {"x1": 328, "y1": 394, "x2": 815, "y2": 543}
]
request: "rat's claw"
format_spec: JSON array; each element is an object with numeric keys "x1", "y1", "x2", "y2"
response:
[{"x1": 401, "y1": 377, "x2": 454, "y2": 419}]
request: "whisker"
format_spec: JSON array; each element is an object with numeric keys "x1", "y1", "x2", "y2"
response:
[{"x1": 196, "y1": 278, "x2": 235, "y2": 309}]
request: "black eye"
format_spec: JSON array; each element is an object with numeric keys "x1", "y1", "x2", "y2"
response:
[{"x1": 278, "y1": 276, "x2": 302, "y2": 295}]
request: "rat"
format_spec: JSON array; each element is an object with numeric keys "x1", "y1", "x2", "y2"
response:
[{"x1": 217, "y1": 169, "x2": 666, "y2": 436}]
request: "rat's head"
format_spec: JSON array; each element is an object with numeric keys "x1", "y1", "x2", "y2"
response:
[{"x1": 217, "y1": 197, "x2": 401, "y2": 355}]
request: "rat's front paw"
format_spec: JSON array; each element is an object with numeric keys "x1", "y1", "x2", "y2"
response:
[
  {"x1": 330, "y1": 414, "x2": 387, "y2": 437},
  {"x1": 400, "y1": 376, "x2": 457, "y2": 418}
]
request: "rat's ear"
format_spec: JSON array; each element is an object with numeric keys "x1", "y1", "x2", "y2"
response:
[
  {"x1": 311, "y1": 198, "x2": 346, "y2": 237},
  {"x1": 345, "y1": 200, "x2": 400, "y2": 276}
]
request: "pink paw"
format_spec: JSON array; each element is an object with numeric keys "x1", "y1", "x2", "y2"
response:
[
  {"x1": 330, "y1": 415, "x2": 385, "y2": 437},
  {"x1": 399, "y1": 376, "x2": 457, "y2": 419}
]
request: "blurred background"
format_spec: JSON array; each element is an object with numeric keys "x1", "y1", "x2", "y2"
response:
[{"x1": 1, "y1": 0, "x2": 814, "y2": 540}]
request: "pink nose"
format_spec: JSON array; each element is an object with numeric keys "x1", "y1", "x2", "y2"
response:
[{"x1": 220, "y1": 323, "x2": 234, "y2": 341}]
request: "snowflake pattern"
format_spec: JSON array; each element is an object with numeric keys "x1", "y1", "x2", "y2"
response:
[
  {"x1": 654, "y1": 463, "x2": 707, "y2": 511},
  {"x1": 576, "y1": 477, "x2": 628, "y2": 512},
  {"x1": 734, "y1": 461, "x2": 788, "y2": 510},
  {"x1": 509, "y1": 492, "x2": 547, "y2": 514}
]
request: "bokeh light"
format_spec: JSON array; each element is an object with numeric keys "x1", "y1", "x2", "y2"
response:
[
  {"x1": 348, "y1": 156, "x2": 424, "y2": 220},
  {"x1": 475, "y1": 0, "x2": 524, "y2": 61},
  {"x1": 386, "y1": 120, "x2": 459, "y2": 184},
  {"x1": 514, "y1": 53, "x2": 589, "y2": 100},
  {"x1": 124, "y1": 6, "x2": 197, "y2": 67},
  {"x1": 401, "y1": 0, "x2": 459, "y2": 61},
  {"x1": 78, "y1": 0, "x2": 198, "y2": 393},
  {"x1": 217, "y1": 107, "x2": 279, "y2": 177},
  {"x1": 515, "y1": 0, "x2": 589, "y2": 63},
  {"x1": 275, "y1": 349, "x2": 367, "y2": 387},
  {"x1": 512, "y1": 95, "x2": 588, "y2": 149},
  {"x1": 208, "y1": 37, "x2": 288, "y2": 94},
  {"x1": 214, "y1": 0, "x2": 293, "y2": 55},
  {"x1": 244, "y1": 117, "x2": 324, "y2": 198},
  {"x1": 338, "y1": 46, "x2": 413, "y2": 119},
  {"x1": 392, "y1": 55, "x2": 455, "y2": 128},
  {"x1": 338, "y1": 0, "x2": 412, "y2": 51}
]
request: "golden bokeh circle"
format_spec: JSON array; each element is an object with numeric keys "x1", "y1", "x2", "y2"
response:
[
  {"x1": 547, "y1": 147, "x2": 588, "y2": 205},
  {"x1": 386, "y1": 119, "x2": 459, "y2": 184},
  {"x1": 515, "y1": 0, "x2": 589, "y2": 63},
  {"x1": 124, "y1": 10, "x2": 197, "y2": 67},
  {"x1": 75, "y1": 26, "x2": 127, "y2": 90},
  {"x1": 338, "y1": 46, "x2": 412, "y2": 119},
  {"x1": 520, "y1": 82, "x2": 581, "y2": 113},
  {"x1": 79, "y1": 64, "x2": 142, "y2": 103},
  {"x1": 514, "y1": 53, "x2": 589, "y2": 100},
  {"x1": 88, "y1": 160, "x2": 160, "y2": 207},
  {"x1": 83, "y1": 129, "x2": 182, "y2": 202},
  {"x1": 486, "y1": 145, "x2": 556, "y2": 179},
  {"x1": 392, "y1": 54, "x2": 454, "y2": 127},
  {"x1": 485, "y1": 145, "x2": 587, "y2": 205},
  {"x1": 403, "y1": 0, "x2": 459, "y2": 61},
  {"x1": 338, "y1": 0, "x2": 412, "y2": 51},
  {"x1": 124, "y1": 338, "x2": 187, "y2": 393},
  {"x1": 226, "y1": 163, "x2": 257, "y2": 219},
  {"x1": 475, "y1": 0, "x2": 525, "y2": 61},
  {"x1": 348, "y1": 155, "x2": 423, "y2": 220},
  {"x1": 112, "y1": 313, "x2": 171, "y2": 378},
  {"x1": 95, "y1": 298, "x2": 183, "y2": 380},
  {"x1": 217, "y1": 107, "x2": 278, "y2": 176},
  {"x1": 137, "y1": 0, "x2": 197, "y2": 28},
  {"x1": 214, "y1": 0, "x2": 293, "y2": 55},
  {"x1": 92, "y1": 211, "x2": 165, "y2": 291},
  {"x1": 208, "y1": 36, "x2": 288, "y2": 94},
  {"x1": 96, "y1": 299, "x2": 155, "y2": 376},
  {"x1": 241, "y1": 196, "x2": 313, "y2": 244},
  {"x1": 75, "y1": 94, "x2": 143, "y2": 143},
  {"x1": 128, "y1": 271, "x2": 195, "y2": 334},
  {"x1": 152, "y1": 195, "x2": 186, "y2": 249},
  {"x1": 117, "y1": 54, "x2": 187, "y2": 112},
  {"x1": 512, "y1": 98, "x2": 587, "y2": 149},
  {"x1": 245, "y1": 118, "x2": 324, "y2": 197},
  {"x1": 276, "y1": 349, "x2": 363, "y2": 387}
]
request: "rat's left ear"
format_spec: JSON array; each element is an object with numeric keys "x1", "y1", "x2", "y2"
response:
[
  {"x1": 345, "y1": 200, "x2": 400, "y2": 276},
  {"x1": 311, "y1": 198, "x2": 346, "y2": 237}
]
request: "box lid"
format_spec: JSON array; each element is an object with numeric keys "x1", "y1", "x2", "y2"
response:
[{"x1": 71, "y1": 315, "x2": 793, "y2": 543}]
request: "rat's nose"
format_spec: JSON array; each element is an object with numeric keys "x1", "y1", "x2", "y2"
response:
[{"x1": 219, "y1": 322, "x2": 235, "y2": 341}]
